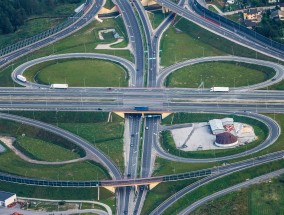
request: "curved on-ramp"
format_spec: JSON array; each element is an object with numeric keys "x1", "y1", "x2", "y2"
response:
[
  {"x1": 154, "y1": 111, "x2": 281, "y2": 163},
  {"x1": 0, "y1": 112, "x2": 122, "y2": 180},
  {"x1": 157, "y1": 56, "x2": 284, "y2": 90},
  {"x1": 12, "y1": 53, "x2": 135, "y2": 88}
]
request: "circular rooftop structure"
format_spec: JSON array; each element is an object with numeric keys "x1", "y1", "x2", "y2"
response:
[{"x1": 215, "y1": 132, "x2": 238, "y2": 147}]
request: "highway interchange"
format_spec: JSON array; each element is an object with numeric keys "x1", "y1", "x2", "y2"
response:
[{"x1": 1, "y1": 0, "x2": 284, "y2": 214}]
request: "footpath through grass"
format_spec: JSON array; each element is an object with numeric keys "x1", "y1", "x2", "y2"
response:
[
  {"x1": 192, "y1": 173, "x2": 284, "y2": 215},
  {"x1": 25, "y1": 59, "x2": 129, "y2": 87},
  {"x1": 0, "y1": 149, "x2": 109, "y2": 180},
  {"x1": 160, "y1": 17, "x2": 281, "y2": 67},
  {"x1": 165, "y1": 62, "x2": 275, "y2": 88},
  {"x1": 4, "y1": 111, "x2": 125, "y2": 173}
]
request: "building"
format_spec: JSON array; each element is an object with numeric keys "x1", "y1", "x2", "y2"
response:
[
  {"x1": 0, "y1": 191, "x2": 16, "y2": 207},
  {"x1": 280, "y1": 2, "x2": 284, "y2": 11},
  {"x1": 227, "y1": 0, "x2": 235, "y2": 4},
  {"x1": 221, "y1": 118, "x2": 234, "y2": 126},
  {"x1": 215, "y1": 132, "x2": 238, "y2": 147},
  {"x1": 270, "y1": 3, "x2": 284, "y2": 21},
  {"x1": 243, "y1": 8, "x2": 262, "y2": 27},
  {"x1": 209, "y1": 118, "x2": 234, "y2": 134},
  {"x1": 268, "y1": 0, "x2": 277, "y2": 3},
  {"x1": 270, "y1": 10, "x2": 284, "y2": 20},
  {"x1": 209, "y1": 119, "x2": 225, "y2": 135}
]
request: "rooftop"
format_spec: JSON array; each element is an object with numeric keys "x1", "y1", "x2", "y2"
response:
[{"x1": 0, "y1": 191, "x2": 15, "y2": 201}]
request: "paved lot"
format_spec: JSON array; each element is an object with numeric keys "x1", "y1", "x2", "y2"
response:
[
  {"x1": 171, "y1": 123, "x2": 218, "y2": 151},
  {"x1": 171, "y1": 122, "x2": 256, "y2": 151}
]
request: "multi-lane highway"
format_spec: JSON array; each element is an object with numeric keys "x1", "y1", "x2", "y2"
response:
[
  {"x1": 1, "y1": 0, "x2": 284, "y2": 214},
  {"x1": 156, "y1": 0, "x2": 284, "y2": 60},
  {"x1": 114, "y1": 0, "x2": 145, "y2": 87},
  {"x1": 0, "y1": 0, "x2": 104, "y2": 69}
]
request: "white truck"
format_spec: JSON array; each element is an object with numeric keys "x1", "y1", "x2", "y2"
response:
[
  {"x1": 16, "y1": 75, "x2": 27, "y2": 82},
  {"x1": 50, "y1": 84, "x2": 68, "y2": 89},
  {"x1": 210, "y1": 87, "x2": 229, "y2": 92}
]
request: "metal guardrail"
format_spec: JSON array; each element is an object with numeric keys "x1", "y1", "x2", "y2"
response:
[
  {"x1": 0, "y1": 0, "x2": 92, "y2": 57},
  {"x1": 0, "y1": 171, "x2": 101, "y2": 187},
  {"x1": 163, "y1": 169, "x2": 212, "y2": 181},
  {"x1": 193, "y1": 0, "x2": 284, "y2": 52}
]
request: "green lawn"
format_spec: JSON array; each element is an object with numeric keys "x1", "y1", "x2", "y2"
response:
[
  {"x1": 160, "y1": 18, "x2": 281, "y2": 67},
  {"x1": 141, "y1": 178, "x2": 199, "y2": 215},
  {"x1": 0, "y1": 17, "x2": 132, "y2": 87},
  {"x1": 148, "y1": 10, "x2": 167, "y2": 29},
  {"x1": 0, "y1": 149, "x2": 109, "y2": 180},
  {"x1": 225, "y1": 13, "x2": 242, "y2": 23},
  {"x1": 266, "y1": 80, "x2": 284, "y2": 90},
  {"x1": 192, "y1": 173, "x2": 284, "y2": 215},
  {"x1": 24, "y1": 59, "x2": 128, "y2": 87},
  {"x1": 192, "y1": 189, "x2": 248, "y2": 215},
  {"x1": 152, "y1": 157, "x2": 218, "y2": 176},
  {"x1": 165, "y1": 62, "x2": 275, "y2": 88},
  {"x1": 0, "y1": 181, "x2": 114, "y2": 210},
  {"x1": 104, "y1": 0, "x2": 115, "y2": 9},
  {"x1": 0, "y1": 112, "x2": 124, "y2": 179},
  {"x1": 15, "y1": 136, "x2": 80, "y2": 162},
  {"x1": 4, "y1": 111, "x2": 125, "y2": 172},
  {"x1": 59, "y1": 122, "x2": 125, "y2": 171},
  {"x1": 163, "y1": 159, "x2": 284, "y2": 215}
]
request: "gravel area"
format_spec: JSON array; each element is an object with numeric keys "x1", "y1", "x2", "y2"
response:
[{"x1": 171, "y1": 122, "x2": 256, "y2": 151}]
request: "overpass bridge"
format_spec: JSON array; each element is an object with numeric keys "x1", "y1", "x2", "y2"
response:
[
  {"x1": 113, "y1": 111, "x2": 172, "y2": 119},
  {"x1": 0, "y1": 169, "x2": 212, "y2": 193}
]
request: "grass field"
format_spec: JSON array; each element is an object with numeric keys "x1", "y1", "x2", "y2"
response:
[
  {"x1": 15, "y1": 136, "x2": 80, "y2": 162},
  {"x1": 59, "y1": 121, "x2": 125, "y2": 171},
  {"x1": 104, "y1": 0, "x2": 115, "y2": 10},
  {"x1": 141, "y1": 178, "x2": 199, "y2": 215},
  {"x1": 4, "y1": 111, "x2": 125, "y2": 172},
  {"x1": 192, "y1": 189, "x2": 248, "y2": 215},
  {"x1": 0, "y1": 149, "x2": 109, "y2": 180},
  {"x1": 0, "y1": 17, "x2": 132, "y2": 87},
  {"x1": 192, "y1": 173, "x2": 284, "y2": 215},
  {"x1": 266, "y1": 80, "x2": 284, "y2": 90},
  {"x1": 165, "y1": 61, "x2": 275, "y2": 88},
  {"x1": 160, "y1": 18, "x2": 280, "y2": 67},
  {"x1": 148, "y1": 10, "x2": 167, "y2": 29},
  {"x1": 24, "y1": 59, "x2": 128, "y2": 87},
  {"x1": 152, "y1": 157, "x2": 219, "y2": 176},
  {"x1": 0, "y1": 181, "x2": 115, "y2": 212},
  {"x1": 163, "y1": 159, "x2": 284, "y2": 215}
]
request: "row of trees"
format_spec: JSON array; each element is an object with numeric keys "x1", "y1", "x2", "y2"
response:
[{"x1": 0, "y1": 0, "x2": 81, "y2": 34}]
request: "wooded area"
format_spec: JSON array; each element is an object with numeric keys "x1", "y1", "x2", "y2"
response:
[{"x1": 0, "y1": 0, "x2": 81, "y2": 34}]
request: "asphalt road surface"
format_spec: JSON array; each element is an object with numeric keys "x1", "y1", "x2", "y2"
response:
[{"x1": 0, "y1": 0, "x2": 104, "y2": 69}]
